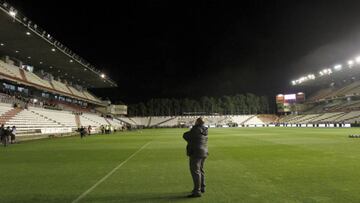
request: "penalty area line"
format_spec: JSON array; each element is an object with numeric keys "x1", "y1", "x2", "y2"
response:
[{"x1": 72, "y1": 141, "x2": 152, "y2": 203}]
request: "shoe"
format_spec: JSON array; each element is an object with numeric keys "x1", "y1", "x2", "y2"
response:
[
  {"x1": 187, "y1": 193, "x2": 201, "y2": 198},
  {"x1": 201, "y1": 188, "x2": 205, "y2": 193}
]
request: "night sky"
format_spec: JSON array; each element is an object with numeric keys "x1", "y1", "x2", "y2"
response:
[{"x1": 7, "y1": 0, "x2": 360, "y2": 103}]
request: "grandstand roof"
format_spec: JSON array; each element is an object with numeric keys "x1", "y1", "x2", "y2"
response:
[
  {"x1": 0, "y1": 1, "x2": 117, "y2": 88},
  {"x1": 294, "y1": 66, "x2": 360, "y2": 87}
]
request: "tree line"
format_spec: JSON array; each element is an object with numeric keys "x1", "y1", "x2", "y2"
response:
[{"x1": 128, "y1": 93, "x2": 270, "y2": 116}]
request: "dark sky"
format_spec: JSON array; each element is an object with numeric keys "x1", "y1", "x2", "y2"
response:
[{"x1": 7, "y1": 0, "x2": 360, "y2": 103}]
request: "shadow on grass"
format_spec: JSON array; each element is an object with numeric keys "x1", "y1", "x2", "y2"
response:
[{"x1": 86, "y1": 192, "x2": 195, "y2": 202}]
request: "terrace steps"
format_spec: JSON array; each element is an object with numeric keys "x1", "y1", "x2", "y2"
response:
[
  {"x1": 75, "y1": 114, "x2": 81, "y2": 128},
  {"x1": 241, "y1": 115, "x2": 256, "y2": 125},
  {"x1": 152, "y1": 117, "x2": 176, "y2": 127},
  {"x1": 0, "y1": 107, "x2": 22, "y2": 124}
]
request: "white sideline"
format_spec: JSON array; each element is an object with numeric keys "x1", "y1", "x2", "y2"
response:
[{"x1": 72, "y1": 141, "x2": 152, "y2": 203}]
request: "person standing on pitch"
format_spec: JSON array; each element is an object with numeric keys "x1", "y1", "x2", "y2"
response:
[{"x1": 183, "y1": 117, "x2": 208, "y2": 198}]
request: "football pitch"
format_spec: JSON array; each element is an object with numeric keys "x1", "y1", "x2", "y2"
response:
[{"x1": 1, "y1": 127, "x2": 360, "y2": 203}]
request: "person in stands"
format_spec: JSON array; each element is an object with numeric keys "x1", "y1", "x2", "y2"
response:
[
  {"x1": 10, "y1": 126, "x2": 16, "y2": 144},
  {"x1": 183, "y1": 117, "x2": 209, "y2": 198}
]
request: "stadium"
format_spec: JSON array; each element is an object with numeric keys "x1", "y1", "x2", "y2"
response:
[{"x1": 1, "y1": 1, "x2": 360, "y2": 203}]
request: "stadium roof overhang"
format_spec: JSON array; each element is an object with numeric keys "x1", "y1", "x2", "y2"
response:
[
  {"x1": 0, "y1": 1, "x2": 117, "y2": 89},
  {"x1": 295, "y1": 68, "x2": 360, "y2": 87}
]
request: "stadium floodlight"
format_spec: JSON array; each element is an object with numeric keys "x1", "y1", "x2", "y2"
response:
[
  {"x1": 291, "y1": 80, "x2": 296, "y2": 85},
  {"x1": 348, "y1": 60, "x2": 354, "y2": 67},
  {"x1": 15, "y1": 50, "x2": 19, "y2": 53},
  {"x1": 69, "y1": 60, "x2": 73, "y2": 63},
  {"x1": 334, "y1": 64, "x2": 342, "y2": 71},
  {"x1": 0, "y1": 43, "x2": 4, "y2": 46},
  {"x1": 307, "y1": 74, "x2": 315, "y2": 80},
  {"x1": 101, "y1": 73, "x2": 106, "y2": 78},
  {"x1": 356, "y1": 56, "x2": 360, "y2": 64},
  {"x1": 26, "y1": 31, "x2": 31, "y2": 36},
  {"x1": 51, "y1": 48, "x2": 56, "y2": 52},
  {"x1": 9, "y1": 10, "x2": 17, "y2": 17}
]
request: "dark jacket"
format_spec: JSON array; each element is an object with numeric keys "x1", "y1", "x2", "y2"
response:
[{"x1": 183, "y1": 124, "x2": 208, "y2": 158}]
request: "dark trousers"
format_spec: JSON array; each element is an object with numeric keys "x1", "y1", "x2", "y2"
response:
[{"x1": 189, "y1": 156, "x2": 206, "y2": 194}]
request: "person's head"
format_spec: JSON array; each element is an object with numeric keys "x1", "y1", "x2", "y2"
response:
[{"x1": 195, "y1": 117, "x2": 204, "y2": 126}]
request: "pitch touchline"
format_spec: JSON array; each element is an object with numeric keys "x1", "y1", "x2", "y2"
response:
[{"x1": 72, "y1": 141, "x2": 152, "y2": 203}]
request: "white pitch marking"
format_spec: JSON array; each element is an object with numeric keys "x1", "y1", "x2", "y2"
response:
[{"x1": 72, "y1": 141, "x2": 152, "y2": 203}]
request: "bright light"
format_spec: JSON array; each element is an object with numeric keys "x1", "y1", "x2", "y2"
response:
[
  {"x1": 9, "y1": 10, "x2": 17, "y2": 17},
  {"x1": 15, "y1": 50, "x2": 19, "y2": 53},
  {"x1": 348, "y1": 60, "x2": 354, "y2": 67},
  {"x1": 27, "y1": 56, "x2": 31, "y2": 59},
  {"x1": 26, "y1": 31, "x2": 31, "y2": 36},
  {"x1": 51, "y1": 48, "x2": 56, "y2": 52},
  {"x1": 284, "y1": 94, "x2": 296, "y2": 100},
  {"x1": 334, "y1": 64, "x2": 342, "y2": 71},
  {"x1": 307, "y1": 74, "x2": 315, "y2": 79},
  {"x1": 0, "y1": 43, "x2": 4, "y2": 46},
  {"x1": 101, "y1": 74, "x2": 105, "y2": 78},
  {"x1": 319, "y1": 68, "x2": 332, "y2": 76},
  {"x1": 356, "y1": 56, "x2": 360, "y2": 63},
  {"x1": 69, "y1": 60, "x2": 73, "y2": 63},
  {"x1": 291, "y1": 81, "x2": 296, "y2": 85},
  {"x1": 33, "y1": 99, "x2": 38, "y2": 103}
]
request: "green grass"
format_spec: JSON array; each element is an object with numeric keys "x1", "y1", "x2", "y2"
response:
[{"x1": 1, "y1": 127, "x2": 360, "y2": 203}]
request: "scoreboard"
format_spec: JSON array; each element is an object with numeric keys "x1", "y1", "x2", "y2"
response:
[{"x1": 276, "y1": 92, "x2": 305, "y2": 113}]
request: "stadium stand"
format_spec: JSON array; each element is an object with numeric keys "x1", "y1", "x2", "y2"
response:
[
  {"x1": 31, "y1": 107, "x2": 77, "y2": 129},
  {"x1": 115, "y1": 115, "x2": 270, "y2": 128}
]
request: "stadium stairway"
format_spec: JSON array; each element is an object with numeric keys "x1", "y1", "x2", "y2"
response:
[
  {"x1": 308, "y1": 113, "x2": 344, "y2": 123},
  {"x1": 240, "y1": 115, "x2": 256, "y2": 125},
  {"x1": 75, "y1": 114, "x2": 81, "y2": 128},
  {"x1": 66, "y1": 85, "x2": 74, "y2": 95},
  {"x1": 314, "y1": 112, "x2": 346, "y2": 123},
  {"x1": 116, "y1": 117, "x2": 136, "y2": 126},
  {"x1": 31, "y1": 110, "x2": 63, "y2": 126},
  {"x1": 80, "y1": 115, "x2": 102, "y2": 127},
  {"x1": 19, "y1": 69, "x2": 28, "y2": 81},
  {"x1": 0, "y1": 107, "x2": 22, "y2": 124},
  {"x1": 217, "y1": 116, "x2": 231, "y2": 125},
  {"x1": 339, "y1": 114, "x2": 360, "y2": 123},
  {"x1": 105, "y1": 118, "x2": 111, "y2": 125},
  {"x1": 151, "y1": 117, "x2": 176, "y2": 127},
  {"x1": 258, "y1": 114, "x2": 278, "y2": 123},
  {"x1": 147, "y1": 117, "x2": 152, "y2": 127},
  {"x1": 297, "y1": 114, "x2": 320, "y2": 123}
]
